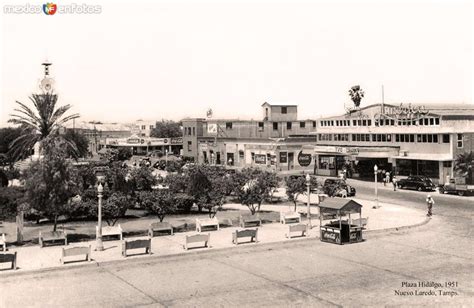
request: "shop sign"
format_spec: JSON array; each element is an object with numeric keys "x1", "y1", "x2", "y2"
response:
[
  {"x1": 270, "y1": 155, "x2": 277, "y2": 165},
  {"x1": 207, "y1": 123, "x2": 218, "y2": 134},
  {"x1": 280, "y1": 152, "x2": 288, "y2": 163},
  {"x1": 127, "y1": 138, "x2": 140, "y2": 144},
  {"x1": 255, "y1": 154, "x2": 266, "y2": 164},
  {"x1": 171, "y1": 137, "x2": 183, "y2": 145},
  {"x1": 336, "y1": 147, "x2": 359, "y2": 155},
  {"x1": 297, "y1": 151, "x2": 312, "y2": 167},
  {"x1": 321, "y1": 230, "x2": 340, "y2": 244}
]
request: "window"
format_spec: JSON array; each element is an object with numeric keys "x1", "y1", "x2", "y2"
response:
[
  {"x1": 287, "y1": 122, "x2": 292, "y2": 130},
  {"x1": 239, "y1": 150, "x2": 244, "y2": 159},
  {"x1": 442, "y1": 134, "x2": 450, "y2": 143},
  {"x1": 187, "y1": 141, "x2": 192, "y2": 151},
  {"x1": 422, "y1": 135, "x2": 427, "y2": 143},
  {"x1": 457, "y1": 134, "x2": 463, "y2": 148},
  {"x1": 192, "y1": 127, "x2": 195, "y2": 135},
  {"x1": 281, "y1": 107, "x2": 287, "y2": 114},
  {"x1": 141, "y1": 125, "x2": 146, "y2": 130},
  {"x1": 251, "y1": 152, "x2": 255, "y2": 161},
  {"x1": 433, "y1": 134, "x2": 438, "y2": 143},
  {"x1": 300, "y1": 121, "x2": 306, "y2": 128},
  {"x1": 149, "y1": 125, "x2": 154, "y2": 130},
  {"x1": 435, "y1": 118, "x2": 440, "y2": 125},
  {"x1": 320, "y1": 121, "x2": 324, "y2": 127},
  {"x1": 226, "y1": 122, "x2": 233, "y2": 130},
  {"x1": 258, "y1": 122, "x2": 264, "y2": 131},
  {"x1": 313, "y1": 121, "x2": 316, "y2": 128},
  {"x1": 273, "y1": 122, "x2": 278, "y2": 130},
  {"x1": 353, "y1": 120, "x2": 357, "y2": 126},
  {"x1": 367, "y1": 120, "x2": 372, "y2": 126}
]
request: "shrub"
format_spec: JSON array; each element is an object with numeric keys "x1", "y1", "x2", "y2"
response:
[
  {"x1": 174, "y1": 193, "x2": 194, "y2": 212},
  {"x1": 0, "y1": 186, "x2": 24, "y2": 221}
]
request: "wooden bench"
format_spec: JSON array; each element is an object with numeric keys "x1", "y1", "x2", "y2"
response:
[
  {"x1": 0, "y1": 252, "x2": 17, "y2": 270},
  {"x1": 97, "y1": 224, "x2": 123, "y2": 241},
  {"x1": 239, "y1": 214, "x2": 262, "y2": 228},
  {"x1": 122, "y1": 238, "x2": 152, "y2": 257},
  {"x1": 286, "y1": 223, "x2": 308, "y2": 238},
  {"x1": 0, "y1": 233, "x2": 6, "y2": 251},
  {"x1": 280, "y1": 212, "x2": 301, "y2": 224},
  {"x1": 352, "y1": 217, "x2": 369, "y2": 228},
  {"x1": 39, "y1": 231, "x2": 68, "y2": 247},
  {"x1": 148, "y1": 222, "x2": 173, "y2": 237},
  {"x1": 232, "y1": 228, "x2": 258, "y2": 245},
  {"x1": 61, "y1": 246, "x2": 91, "y2": 264},
  {"x1": 196, "y1": 217, "x2": 219, "y2": 232},
  {"x1": 184, "y1": 233, "x2": 210, "y2": 250}
]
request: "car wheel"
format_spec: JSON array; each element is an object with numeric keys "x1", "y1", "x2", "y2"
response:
[
  {"x1": 417, "y1": 186, "x2": 423, "y2": 191},
  {"x1": 458, "y1": 191, "x2": 465, "y2": 196}
]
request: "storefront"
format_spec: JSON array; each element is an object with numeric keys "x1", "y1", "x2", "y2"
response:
[{"x1": 106, "y1": 135, "x2": 183, "y2": 155}]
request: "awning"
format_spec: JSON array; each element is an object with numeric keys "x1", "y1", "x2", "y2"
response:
[{"x1": 391, "y1": 153, "x2": 453, "y2": 161}]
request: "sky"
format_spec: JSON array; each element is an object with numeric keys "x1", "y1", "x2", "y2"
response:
[{"x1": 0, "y1": 0, "x2": 472, "y2": 127}]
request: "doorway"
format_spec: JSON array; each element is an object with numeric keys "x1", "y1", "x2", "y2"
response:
[{"x1": 288, "y1": 152, "x2": 294, "y2": 170}]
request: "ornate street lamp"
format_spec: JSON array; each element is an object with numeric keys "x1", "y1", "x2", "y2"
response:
[
  {"x1": 96, "y1": 175, "x2": 105, "y2": 251},
  {"x1": 373, "y1": 165, "x2": 379, "y2": 209},
  {"x1": 306, "y1": 173, "x2": 312, "y2": 228}
]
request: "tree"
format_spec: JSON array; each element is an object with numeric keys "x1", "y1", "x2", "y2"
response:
[
  {"x1": 187, "y1": 168, "x2": 212, "y2": 213},
  {"x1": 8, "y1": 93, "x2": 80, "y2": 161},
  {"x1": 64, "y1": 130, "x2": 89, "y2": 158},
  {"x1": 117, "y1": 147, "x2": 133, "y2": 161},
  {"x1": 286, "y1": 176, "x2": 307, "y2": 211},
  {"x1": 23, "y1": 138, "x2": 81, "y2": 231},
  {"x1": 99, "y1": 192, "x2": 129, "y2": 226},
  {"x1": 140, "y1": 190, "x2": 177, "y2": 222},
  {"x1": 150, "y1": 120, "x2": 182, "y2": 138},
  {"x1": 0, "y1": 186, "x2": 25, "y2": 221},
  {"x1": 348, "y1": 85, "x2": 365, "y2": 108},
  {"x1": 130, "y1": 166, "x2": 157, "y2": 191},
  {"x1": 236, "y1": 168, "x2": 278, "y2": 214},
  {"x1": 105, "y1": 162, "x2": 134, "y2": 195},
  {"x1": 454, "y1": 151, "x2": 474, "y2": 184},
  {"x1": 0, "y1": 127, "x2": 22, "y2": 165},
  {"x1": 165, "y1": 173, "x2": 188, "y2": 193}
]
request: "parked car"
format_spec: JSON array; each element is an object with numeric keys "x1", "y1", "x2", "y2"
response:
[
  {"x1": 323, "y1": 178, "x2": 356, "y2": 197},
  {"x1": 397, "y1": 175, "x2": 436, "y2": 191},
  {"x1": 439, "y1": 177, "x2": 474, "y2": 196}
]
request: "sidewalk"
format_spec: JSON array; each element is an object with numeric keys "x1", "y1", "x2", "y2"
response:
[{"x1": 0, "y1": 197, "x2": 427, "y2": 274}]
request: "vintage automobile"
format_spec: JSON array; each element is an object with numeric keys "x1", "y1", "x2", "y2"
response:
[
  {"x1": 397, "y1": 175, "x2": 436, "y2": 191},
  {"x1": 323, "y1": 178, "x2": 356, "y2": 197}
]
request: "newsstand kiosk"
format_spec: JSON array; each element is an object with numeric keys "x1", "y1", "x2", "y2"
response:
[{"x1": 318, "y1": 199, "x2": 365, "y2": 245}]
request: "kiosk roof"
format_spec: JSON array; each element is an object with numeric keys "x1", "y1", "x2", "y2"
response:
[{"x1": 318, "y1": 198, "x2": 363, "y2": 214}]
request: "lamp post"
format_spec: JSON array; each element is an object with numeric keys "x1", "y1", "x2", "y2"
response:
[
  {"x1": 165, "y1": 149, "x2": 168, "y2": 165},
  {"x1": 373, "y1": 164, "x2": 379, "y2": 209},
  {"x1": 306, "y1": 173, "x2": 312, "y2": 228},
  {"x1": 96, "y1": 179, "x2": 104, "y2": 251}
]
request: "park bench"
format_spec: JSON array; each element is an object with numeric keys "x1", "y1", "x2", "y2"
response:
[
  {"x1": 286, "y1": 223, "x2": 308, "y2": 239},
  {"x1": 61, "y1": 245, "x2": 91, "y2": 265},
  {"x1": 352, "y1": 217, "x2": 369, "y2": 228},
  {"x1": 122, "y1": 238, "x2": 152, "y2": 257},
  {"x1": 39, "y1": 230, "x2": 68, "y2": 247},
  {"x1": 97, "y1": 224, "x2": 123, "y2": 241},
  {"x1": 196, "y1": 217, "x2": 219, "y2": 232},
  {"x1": 0, "y1": 252, "x2": 17, "y2": 270},
  {"x1": 0, "y1": 233, "x2": 6, "y2": 251},
  {"x1": 239, "y1": 214, "x2": 262, "y2": 228},
  {"x1": 184, "y1": 233, "x2": 210, "y2": 250},
  {"x1": 148, "y1": 222, "x2": 173, "y2": 237},
  {"x1": 232, "y1": 228, "x2": 258, "y2": 245},
  {"x1": 280, "y1": 211, "x2": 301, "y2": 224}
]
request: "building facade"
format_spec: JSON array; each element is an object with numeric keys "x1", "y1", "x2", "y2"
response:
[
  {"x1": 182, "y1": 103, "x2": 318, "y2": 172},
  {"x1": 105, "y1": 135, "x2": 182, "y2": 155},
  {"x1": 311, "y1": 103, "x2": 474, "y2": 184}
]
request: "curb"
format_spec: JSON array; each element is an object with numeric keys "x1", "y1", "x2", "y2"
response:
[{"x1": 0, "y1": 217, "x2": 431, "y2": 278}]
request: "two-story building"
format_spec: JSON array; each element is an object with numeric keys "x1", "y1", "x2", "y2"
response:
[
  {"x1": 311, "y1": 103, "x2": 474, "y2": 184},
  {"x1": 182, "y1": 103, "x2": 318, "y2": 172}
]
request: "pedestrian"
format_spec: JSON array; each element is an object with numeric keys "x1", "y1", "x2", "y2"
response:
[
  {"x1": 426, "y1": 195, "x2": 435, "y2": 217},
  {"x1": 392, "y1": 175, "x2": 397, "y2": 191},
  {"x1": 385, "y1": 171, "x2": 390, "y2": 186}
]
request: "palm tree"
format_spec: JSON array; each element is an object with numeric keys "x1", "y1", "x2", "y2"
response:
[
  {"x1": 348, "y1": 85, "x2": 365, "y2": 108},
  {"x1": 8, "y1": 93, "x2": 80, "y2": 161},
  {"x1": 454, "y1": 151, "x2": 474, "y2": 184}
]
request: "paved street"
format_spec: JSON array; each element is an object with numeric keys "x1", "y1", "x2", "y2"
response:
[{"x1": 1, "y1": 184, "x2": 472, "y2": 307}]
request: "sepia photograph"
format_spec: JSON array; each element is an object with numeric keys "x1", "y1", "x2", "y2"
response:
[{"x1": 0, "y1": 0, "x2": 472, "y2": 306}]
